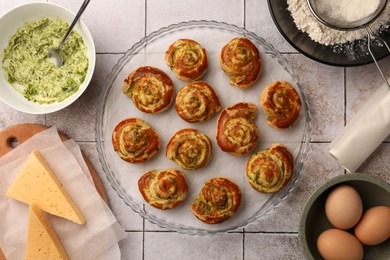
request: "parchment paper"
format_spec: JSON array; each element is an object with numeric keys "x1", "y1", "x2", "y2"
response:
[
  {"x1": 329, "y1": 82, "x2": 390, "y2": 172},
  {"x1": 0, "y1": 126, "x2": 126, "y2": 259}
]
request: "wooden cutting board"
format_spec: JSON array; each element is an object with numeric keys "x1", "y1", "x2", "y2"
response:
[{"x1": 0, "y1": 123, "x2": 108, "y2": 260}]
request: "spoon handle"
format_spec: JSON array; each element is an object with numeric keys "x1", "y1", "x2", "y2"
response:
[{"x1": 58, "y1": 0, "x2": 91, "y2": 50}]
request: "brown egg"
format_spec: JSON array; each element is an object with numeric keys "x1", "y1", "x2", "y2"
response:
[
  {"x1": 317, "y1": 229, "x2": 364, "y2": 260},
  {"x1": 354, "y1": 206, "x2": 390, "y2": 245},
  {"x1": 325, "y1": 185, "x2": 363, "y2": 229}
]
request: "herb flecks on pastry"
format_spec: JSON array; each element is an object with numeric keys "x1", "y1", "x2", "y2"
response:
[
  {"x1": 216, "y1": 102, "x2": 259, "y2": 156},
  {"x1": 220, "y1": 37, "x2": 261, "y2": 89},
  {"x1": 166, "y1": 128, "x2": 212, "y2": 170},
  {"x1": 122, "y1": 66, "x2": 174, "y2": 114},
  {"x1": 175, "y1": 81, "x2": 221, "y2": 123},
  {"x1": 190, "y1": 177, "x2": 242, "y2": 224},
  {"x1": 112, "y1": 118, "x2": 160, "y2": 163},
  {"x1": 260, "y1": 81, "x2": 301, "y2": 129},
  {"x1": 165, "y1": 39, "x2": 208, "y2": 82},
  {"x1": 246, "y1": 143, "x2": 294, "y2": 193},
  {"x1": 138, "y1": 168, "x2": 188, "y2": 210}
]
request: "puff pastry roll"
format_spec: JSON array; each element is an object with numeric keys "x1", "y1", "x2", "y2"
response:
[
  {"x1": 220, "y1": 37, "x2": 261, "y2": 89},
  {"x1": 165, "y1": 39, "x2": 208, "y2": 82},
  {"x1": 138, "y1": 168, "x2": 188, "y2": 210},
  {"x1": 112, "y1": 118, "x2": 160, "y2": 163},
  {"x1": 175, "y1": 81, "x2": 221, "y2": 123},
  {"x1": 190, "y1": 177, "x2": 242, "y2": 224},
  {"x1": 246, "y1": 143, "x2": 293, "y2": 193},
  {"x1": 166, "y1": 128, "x2": 212, "y2": 170},
  {"x1": 216, "y1": 102, "x2": 259, "y2": 156},
  {"x1": 260, "y1": 81, "x2": 301, "y2": 129},
  {"x1": 122, "y1": 66, "x2": 174, "y2": 113}
]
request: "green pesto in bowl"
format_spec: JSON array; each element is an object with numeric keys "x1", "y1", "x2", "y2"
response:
[{"x1": 2, "y1": 17, "x2": 88, "y2": 104}]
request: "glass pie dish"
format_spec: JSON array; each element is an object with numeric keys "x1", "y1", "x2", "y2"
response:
[{"x1": 96, "y1": 20, "x2": 311, "y2": 235}]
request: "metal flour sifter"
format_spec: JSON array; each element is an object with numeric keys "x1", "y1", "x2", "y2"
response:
[{"x1": 307, "y1": 0, "x2": 390, "y2": 88}]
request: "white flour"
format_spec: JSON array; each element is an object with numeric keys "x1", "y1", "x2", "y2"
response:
[
  {"x1": 315, "y1": 0, "x2": 381, "y2": 23},
  {"x1": 287, "y1": 0, "x2": 390, "y2": 45}
]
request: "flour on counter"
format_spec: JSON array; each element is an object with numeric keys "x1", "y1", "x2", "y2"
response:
[{"x1": 287, "y1": 0, "x2": 390, "y2": 45}]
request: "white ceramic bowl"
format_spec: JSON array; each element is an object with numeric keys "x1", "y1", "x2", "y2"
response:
[{"x1": 0, "y1": 2, "x2": 95, "y2": 114}]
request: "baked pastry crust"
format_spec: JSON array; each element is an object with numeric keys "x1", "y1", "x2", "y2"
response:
[
  {"x1": 112, "y1": 118, "x2": 160, "y2": 163},
  {"x1": 216, "y1": 102, "x2": 259, "y2": 156},
  {"x1": 190, "y1": 177, "x2": 242, "y2": 224},
  {"x1": 166, "y1": 128, "x2": 212, "y2": 170},
  {"x1": 220, "y1": 37, "x2": 261, "y2": 89},
  {"x1": 122, "y1": 66, "x2": 174, "y2": 113},
  {"x1": 175, "y1": 81, "x2": 221, "y2": 123},
  {"x1": 260, "y1": 81, "x2": 301, "y2": 129},
  {"x1": 246, "y1": 143, "x2": 293, "y2": 193},
  {"x1": 138, "y1": 168, "x2": 188, "y2": 210},
  {"x1": 165, "y1": 39, "x2": 208, "y2": 82}
]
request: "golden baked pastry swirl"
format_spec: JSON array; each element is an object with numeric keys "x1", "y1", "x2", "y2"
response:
[
  {"x1": 260, "y1": 81, "x2": 301, "y2": 129},
  {"x1": 175, "y1": 81, "x2": 221, "y2": 123},
  {"x1": 165, "y1": 39, "x2": 208, "y2": 82},
  {"x1": 112, "y1": 118, "x2": 160, "y2": 163},
  {"x1": 138, "y1": 168, "x2": 188, "y2": 210},
  {"x1": 216, "y1": 102, "x2": 259, "y2": 156},
  {"x1": 122, "y1": 66, "x2": 174, "y2": 114},
  {"x1": 190, "y1": 177, "x2": 242, "y2": 224},
  {"x1": 220, "y1": 37, "x2": 261, "y2": 89},
  {"x1": 246, "y1": 143, "x2": 294, "y2": 193},
  {"x1": 166, "y1": 128, "x2": 212, "y2": 170}
]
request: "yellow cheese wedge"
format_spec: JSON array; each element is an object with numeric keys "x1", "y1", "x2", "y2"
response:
[
  {"x1": 6, "y1": 149, "x2": 85, "y2": 224},
  {"x1": 26, "y1": 204, "x2": 69, "y2": 260}
]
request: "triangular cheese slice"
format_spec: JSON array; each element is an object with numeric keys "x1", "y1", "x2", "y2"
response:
[
  {"x1": 26, "y1": 204, "x2": 69, "y2": 260},
  {"x1": 6, "y1": 149, "x2": 85, "y2": 224}
]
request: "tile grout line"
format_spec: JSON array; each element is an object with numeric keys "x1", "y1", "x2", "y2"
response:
[
  {"x1": 123, "y1": 230, "x2": 299, "y2": 234},
  {"x1": 243, "y1": 0, "x2": 246, "y2": 29},
  {"x1": 343, "y1": 66, "x2": 348, "y2": 175},
  {"x1": 143, "y1": 1, "x2": 147, "y2": 259},
  {"x1": 242, "y1": 229, "x2": 245, "y2": 260},
  {"x1": 242, "y1": 231, "x2": 299, "y2": 234},
  {"x1": 144, "y1": 0, "x2": 148, "y2": 38},
  {"x1": 243, "y1": 1, "x2": 246, "y2": 258},
  {"x1": 137, "y1": 231, "x2": 283, "y2": 235},
  {"x1": 344, "y1": 66, "x2": 347, "y2": 127},
  {"x1": 96, "y1": 52, "x2": 126, "y2": 55},
  {"x1": 142, "y1": 205, "x2": 146, "y2": 260}
]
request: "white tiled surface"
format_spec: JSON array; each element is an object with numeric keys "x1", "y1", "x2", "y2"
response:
[{"x1": 1, "y1": 1, "x2": 389, "y2": 259}]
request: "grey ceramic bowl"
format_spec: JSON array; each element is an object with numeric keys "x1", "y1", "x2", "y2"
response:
[{"x1": 299, "y1": 173, "x2": 390, "y2": 260}]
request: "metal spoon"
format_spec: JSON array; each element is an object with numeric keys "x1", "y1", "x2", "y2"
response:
[{"x1": 49, "y1": 0, "x2": 91, "y2": 67}]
